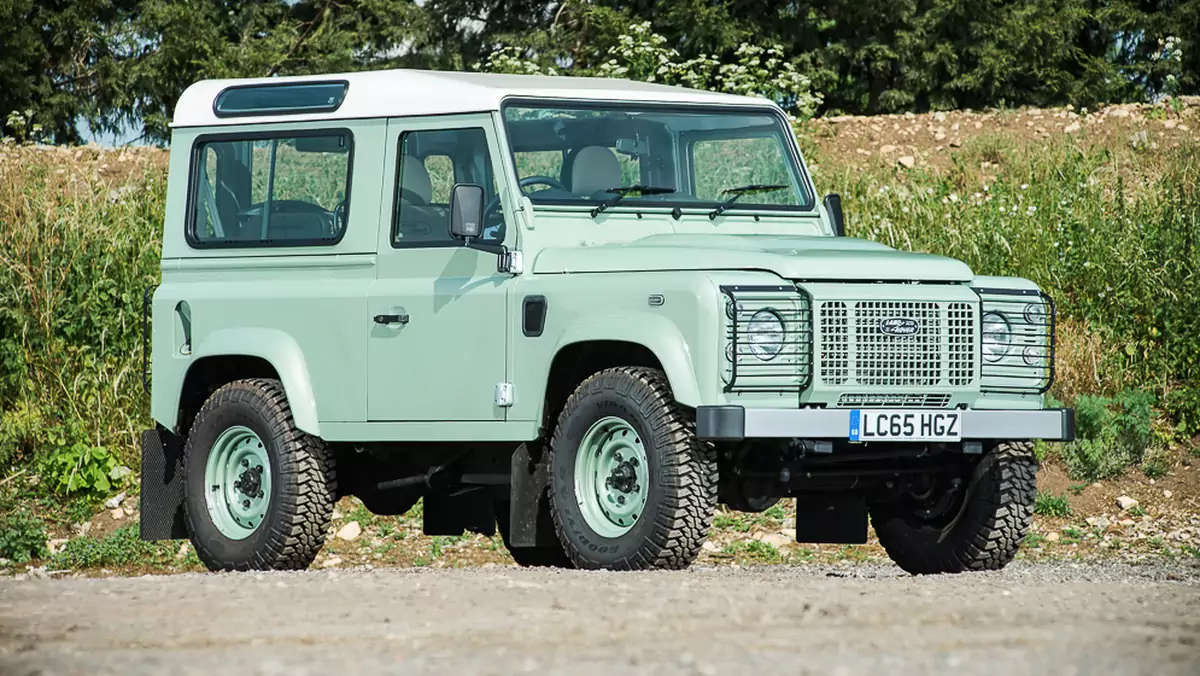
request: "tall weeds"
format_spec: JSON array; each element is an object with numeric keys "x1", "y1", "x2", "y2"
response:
[
  {"x1": 0, "y1": 119, "x2": 1197, "y2": 500},
  {"x1": 0, "y1": 147, "x2": 164, "y2": 475}
]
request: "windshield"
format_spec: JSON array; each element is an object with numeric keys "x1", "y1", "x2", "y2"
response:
[{"x1": 502, "y1": 103, "x2": 813, "y2": 212}]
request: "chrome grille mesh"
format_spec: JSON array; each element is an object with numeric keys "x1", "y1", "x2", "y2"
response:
[
  {"x1": 855, "y1": 301, "x2": 942, "y2": 386},
  {"x1": 819, "y1": 302, "x2": 849, "y2": 385},
  {"x1": 947, "y1": 302, "x2": 976, "y2": 386},
  {"x1": 817, "y1": 300, "x2": 977, "y2": 388}
]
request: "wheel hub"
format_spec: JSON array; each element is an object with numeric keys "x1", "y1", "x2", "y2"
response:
[
  {"x1": 605, "y1": 459, "x2": 640, "y2": 494},
  {"x1": 234, "y1": 465, "x2": 265, "y2": 500},
  {"x1": 203, "y1": 426, "x2": 272, "y2": 540},
  {"x1": 574, "y1": 416, "x2": 650, "y2": 538}
]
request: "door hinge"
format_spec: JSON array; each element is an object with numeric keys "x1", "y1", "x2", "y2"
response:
[
  {"x1": 498, "y1": 249, "x2": 523, "y2": 275},
  {"x1": 494, "y1": 382, "x2": 514, "y2": 407}
]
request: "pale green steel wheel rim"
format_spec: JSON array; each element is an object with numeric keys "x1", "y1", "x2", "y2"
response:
[
  {"x1": 574, "y1": 416, "x2": 650, "y2": 538},
  {"x1": 203, "y1": 425, "x2": 272, "y2": 540}
]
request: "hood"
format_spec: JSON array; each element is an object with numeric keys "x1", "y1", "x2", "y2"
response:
[{"x1": 532, "y1": 234, "x2": 974, "y2": 282}]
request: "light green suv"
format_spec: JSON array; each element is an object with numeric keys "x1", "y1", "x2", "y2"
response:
[{"x1": 140, "y1": 70, "x2": 1073, "y2": 574}]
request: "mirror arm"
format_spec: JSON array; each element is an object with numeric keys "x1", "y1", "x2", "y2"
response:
[
  {"x1": 463, "y1": 238, "x2": 521, "y2": 274},
  {"x1": 463, "y1": 237, "x2": 505, "y2": 256}
]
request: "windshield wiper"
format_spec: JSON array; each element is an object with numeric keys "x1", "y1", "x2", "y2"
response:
[
  {"x1": 590, "y1": 185, "x2": 676, "y2": 218},
  {"x1": 708, "y1": 184, "x2": 788, "y2": 220}
]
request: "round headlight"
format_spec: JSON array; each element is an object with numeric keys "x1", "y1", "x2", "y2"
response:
[
  {"x1": 1022, "y1": 345, "x2": 1043, "y2": 366},
  {"x1": 982, "y1": 312, "x2": 1012, "y2": 363},
  {"x1": 1023, "y1": 302, "x2": 1047, "y2": 326},
  {"x1": 747, "y1": 309, "x2": 786, "y2": 361}
]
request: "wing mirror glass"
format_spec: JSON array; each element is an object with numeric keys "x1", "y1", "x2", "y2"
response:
[
  {"x1": 823, "y1": 193, "x2": 845, "y2": 237},
  {"x1": 449, "y1": 183, "x2": 485, "y2": 240}
]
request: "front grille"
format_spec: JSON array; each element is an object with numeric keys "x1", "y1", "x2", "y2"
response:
[
  {"x1": 818, "y1": 301, "x2": 977, "y2": 388},
  {"x1": 836, "y1": 393, "x2": 953, "y2": 408}
]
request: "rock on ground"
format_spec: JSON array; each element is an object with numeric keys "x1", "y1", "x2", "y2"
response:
[{"x1": 336, "y1": 522, "x2": 362, "y2": 541}]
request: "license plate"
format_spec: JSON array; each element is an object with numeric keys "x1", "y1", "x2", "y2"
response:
[{"x1": 849, "y1": 410, "x2": 962, "y2": 442}]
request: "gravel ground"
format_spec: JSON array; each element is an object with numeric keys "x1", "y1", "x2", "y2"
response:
[{"x1": 2, "y1": 561, "x2": 1198, "y2": 676}]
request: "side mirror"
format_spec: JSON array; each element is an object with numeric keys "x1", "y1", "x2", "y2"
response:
[
  {"x1": 449, "y1": 183, "x2": 485, "y2": 240},
  {"x1": 823, "y1": 193, "x2": 845, "y2": 237}
]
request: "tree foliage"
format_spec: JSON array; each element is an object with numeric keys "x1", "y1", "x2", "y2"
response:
[{"x1": 0, "y1": 0, "x2": 1196, "y2": 143}]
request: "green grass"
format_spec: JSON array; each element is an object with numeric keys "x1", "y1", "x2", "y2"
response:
[
  {"x1": 50, "y1": 525, "x2": 175, "y2": 570},
  {"x1": 720, "y1": 539, "x2": 784, "y2": 564},
  {"x1": 1034, "y1": 492, "x2": 1072, "y2": 518}
]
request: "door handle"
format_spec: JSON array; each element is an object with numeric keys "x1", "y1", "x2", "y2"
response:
[{"x1": 373, "y1": 313, "x2": 410, "y2": 325}]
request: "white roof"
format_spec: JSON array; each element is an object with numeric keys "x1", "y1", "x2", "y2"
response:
[{"x1": 172, "y1": 69, "x2": 775, "y2": 128}]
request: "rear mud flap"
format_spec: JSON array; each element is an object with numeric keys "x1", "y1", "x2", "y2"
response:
[{"x1": 140, "y1": 426, "x2": 188, "y2": 540}]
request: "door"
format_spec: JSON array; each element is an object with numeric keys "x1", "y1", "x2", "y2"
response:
[{"x1": 366, "y1": 114, "x2": 513, "y2": 421}]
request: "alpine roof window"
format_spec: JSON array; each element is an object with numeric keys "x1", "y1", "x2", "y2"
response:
[{"x1": 214, "y1": 81, "x2": 349, "y2": 118}]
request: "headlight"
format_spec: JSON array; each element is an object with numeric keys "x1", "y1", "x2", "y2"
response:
[
  {"x1": 982, "y1": 312, "x2": 1011, "y2": 363},
  {"x1": 1023, "y1": 302, "x2": 1047, "y2": 326},
  {"x1": 1022, "y1": 345, "x2": 1043, "y2": 366},
  {"x1": 747, "y1": 309, "x2": 786, "y2": 361}
]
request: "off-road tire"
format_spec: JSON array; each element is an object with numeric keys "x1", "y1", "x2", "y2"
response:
[
  {"x1": 548, "y1": 367, "x2": 718, "y2": 570},
  {"x1": 870, "y1": 442, "x2": 1037, "y2": 574},
  {"x1": 183, "y1": 378, "x2": 336, "y2": 571},
  {"x1": 495, "y1": 501, "x2": 574, "y2": 568}
]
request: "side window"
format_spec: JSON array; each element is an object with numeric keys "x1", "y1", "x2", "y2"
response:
[
  {"x1": 394, "y1": 127, "x2": 505, "y2": 246},
  {"x1": 691, "y1": 136, "x2": 799, "y2": 206},
  {"x1": 189, "y1": 131, "x2": 352, "y2": 247}
]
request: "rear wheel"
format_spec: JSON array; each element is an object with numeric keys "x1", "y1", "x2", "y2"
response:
[
  {"x1": 870, "y1": 442, "x2": 1036, "y2": 574},
  {"x1": 183, "y1": 378, "x2": 336, "y2": 571},
  {"x1": 548, "y1": 367, "x2": 717, "y2": 570}
]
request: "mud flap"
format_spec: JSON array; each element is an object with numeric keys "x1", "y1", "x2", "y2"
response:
[
  {"x1": 794, "y1": 494, "x2": 868, "y2": 544},
  {"x1": 139, "y1": 425, "x2": 188, "y2": 540},
  {"x1": 507, "y1": 443, "x2": 559, "y2": 548}
]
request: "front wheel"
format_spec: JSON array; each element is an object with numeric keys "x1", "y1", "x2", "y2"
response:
[
  {"x1": 870, "y1": 442, "x2": 1037, "y2": 574},
  {"x1": 548, "y1": 367, "x2": 717, "y2": 570},
  {"x1": 183, "y1": 378, "x2": 336, "y2": 571}
]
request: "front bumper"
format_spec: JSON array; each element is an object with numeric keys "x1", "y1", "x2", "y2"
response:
[{"x1": 696, "y1": 406, "x2": 1075, "y2": 442}]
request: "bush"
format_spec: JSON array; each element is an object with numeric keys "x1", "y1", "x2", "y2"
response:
[
  {"x1": 39, "y1": 422, "x2": 131, "y2": 499},
  {"x1": 0, "y1": 509, "x2": 49, "y2": 563},
  {"x1": 1052, "y1": 390, "x2": 1159, "y2": 481}
]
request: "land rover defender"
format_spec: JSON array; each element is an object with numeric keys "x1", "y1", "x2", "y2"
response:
[{"x1": 140, "y1": 70, "x2": 1073, "y2": 574}]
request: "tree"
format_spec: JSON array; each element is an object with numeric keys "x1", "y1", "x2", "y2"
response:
[{"x1": 1, "y1": 0, "x2": 1196, "y2": 144}]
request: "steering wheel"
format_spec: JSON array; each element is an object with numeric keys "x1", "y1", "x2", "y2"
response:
[
  {"x1": 480, "y1": 175, "x2": 568, "y2": 236},
  {"x1": 332, "y1": 199, "x2": 347, "y2": 230},
  {"x1": 519, "y1": 175, "x2": 568, "y2": 193},
  {"x1": 397, "y1": 188, "x2": 428, "y2": 207}
]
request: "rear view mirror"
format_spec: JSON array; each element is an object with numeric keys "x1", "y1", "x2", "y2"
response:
[
  {"x1": 823, "y1": 193, "x2": 845, "y2": 237},
  {"x1": 449, "y1": 183, "x2": 485, "y2": 239}
]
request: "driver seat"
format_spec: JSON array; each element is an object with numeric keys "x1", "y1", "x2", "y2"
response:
[
  {"x1": 400, "y1": 155, "x2": 433, "y2": 204},
  {"x1": 396, "y1": 154, "x2": 436, "y2": 241},
  {"x1": 569, "y1": 146, "x2": 621, "y2": 197}
]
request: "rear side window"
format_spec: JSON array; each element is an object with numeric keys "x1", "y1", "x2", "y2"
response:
[{"x1": 188, "y1": 130, "x2": 353, "y2": 247}]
